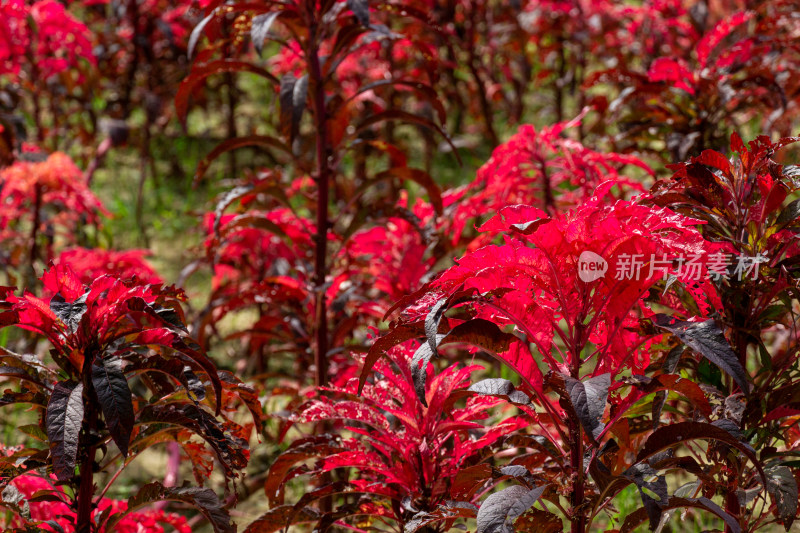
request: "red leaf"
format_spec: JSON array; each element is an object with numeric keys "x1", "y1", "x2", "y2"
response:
[{"x1": 42, "y1": 263, "x2": 85, "y2": 302}]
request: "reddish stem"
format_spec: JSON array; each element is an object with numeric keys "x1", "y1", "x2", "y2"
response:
[
  {"x1": 76, "y1": 385, "x2": 97, "y2": 532},
  {"x1": 308, "y1": 19, "x2": 330, "y2": 389}
]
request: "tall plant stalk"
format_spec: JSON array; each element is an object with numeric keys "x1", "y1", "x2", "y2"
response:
[{"x1": 306, "y1": 7, "x2": 330, "y2": 389}]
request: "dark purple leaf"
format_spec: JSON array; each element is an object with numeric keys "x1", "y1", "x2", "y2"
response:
[
  {"x1": 279, "y1": 73, "x2": 307, "y2": 144},
  {"x1": 1, "y1": 484, "x2": 29, "y2": 519},
  {"x1": 424, "y1": 298, "x2": 448, "y2": 356},
  {"x1": 251, "y1": 12, "x2": 280, "y2": 56},
  {"x1": 765, "y1": 465, "x2": 798, "y2": 526},
  {"x1": 510, "y1": 219, "x2": 547, "y2": 235},
  {"x1": 513, "y1": 509, "x2": 562, "y2": 532},
  {"x1": 183, "y1": 366, "x2": 207, "y2": 401},
  {"x1": 138, "y1": 403, "x2": 248, "y2": 479},
  {"x1": 476, "y1": 485, "x2": 547, "y2": 533},
  {"x1": 154, "y1": 306, "x2": 187, "y2": 332},
  {"x1": 91, "y1": 355, "x2": 134, "y2": 457},
  {"x1": 244, "y1": 505, "x2": 321, "y2": 533},
  {"x1": 468, "y1": 378, "x2": 530, "y2": 405},
  {"x1": 564, "y1": 373, "x2": 610, "y2": 441},
  {"x1": 622, "y1": 463, "x2": 668, "y2": 529},
  {"x1": 410, "y1": 334, "x2": 444, "y2": 406},
  {"x1": 499, "y1": 465, "x2": 535, "y2": 487},
  {"x1": 264, "y1": 434, "x2": 345, "y2": 505},
  {"x1": 621, "y1": 496, "x2": 739, "y2": 533},
  {"x1": 712, "y1": 418, "x2": 744, "y2": 440},
  {"x1": 443, "y1": 318, "x2": 518, "y2": 353},
  {"x1": 46, "y1": 381, "x2": 84, "y2": 481},
  {"x1": 50, "y1": 293, "x2": 86, "y2": 335},
  {"x1": 405, "y1": 502, "x2": 477, "y2": 533},
  {"x1": 116, "y1": 482, "x2": 233, "y2": 533},
  {"x1": 412, "y1": 319, "x2": 517, "y2": 405},
  {"x1": 653, "y1": 315, "x2": 750, "y2": 394},
  {"x1": 503, "y1": 434, "x2": 562, "y2": 463},
  {"x1": 187, "y1": 10, "x2": 215, "y2": 60},
  {"x1": 637, "y1": 421, "x2": 766, "y2": 487},
  {"x1": 777, "y1": 198, "x2": 800, "y2": 227},
  {"x1": 346, "y1": 0, "x2": 369, "y2": 26},
  {"x1": 358, "y1": 320, "x2": 425, "y2": 394}
]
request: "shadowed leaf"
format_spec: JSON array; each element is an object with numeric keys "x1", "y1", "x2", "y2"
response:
[
  {"x1": 244, "y1": 505, "x2": 321, "y2": 533},
  {"x1": 477, "y1": 485, "x2": 547, "y2": 533},
  {"x1": 346, "y1": 0, "x2": 369, "y2": 26},
  {"x1": 50, "y1": 293, "x2": 86, "y2": 334},
  {"x1": 251, "y1": 12, "x2": 280, "y2": 56},
  {"x1": 468, "y1": 378, "x2": 530, "y2": 405},
  {"x1": 46, "y1": 381, "x2": 84, "y2": 481},
  {"x1": 114, "y1": 482, "x2": 234, "y2": 533},
  {"x1": 92, "y1": 355, "x2": 134, "y2": 457},
  {"x1": 653, "y1": 315, "x2": 749, "y2": 394},
  {"x1": 765, "y1": 465, "x2": 798, "y2": 526},
  {"x1": 621, "y1": 496, "x2": 739, "y2": 533}
]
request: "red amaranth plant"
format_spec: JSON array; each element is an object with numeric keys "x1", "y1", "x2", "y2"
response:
[
  {"x1": 359, "y1": 188, "x2": 769, "y2": 531},
  {"x1": 254, "y1": 343, "x2": 526, "y2": 532},
  {"x1": 450, "y1": 113, "x2": 650, "y2": 247},
  {"x1": 0, "y1": 264, "x2": 256, "y2": 533},
  {"x1": 194, "y1": 174, "x2": 445, "y2": 384},
  {"x1": 182, "y1": 0, "x2": 455, "y2": 393},
  {"x1": 0, "y1": 0, "x2": 95, "y2": 81},
  {"x1": 649, "y1": 134, "x2": 800, "y2": 531},
  {"x1": 1, "y1": 470, "x2": 191, "y2": 533},
  {"x1": 0, "y1": 152, "x2": 108, "y2": 287},
  {"x1": 594, "y1": 2, "x2": 800, "y2": 160},
  {"x1": 54, "y1": 247, "x2": 162, "y2": 286}
]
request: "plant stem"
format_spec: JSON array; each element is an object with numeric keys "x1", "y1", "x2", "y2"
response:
[
  {"x1": 135, "y1": 122, "x2": 151, "y2": 247},
  {"x1": 307, "y1": 10, "x2": 329, "y2": 390},
  {"x1": 724, "y1": 488, "x2": 741, "y2": 533},
  {"x1": 76, "y1": 445, "x2": 96, "y2": 533},
  {"x1": 569, "y1": 421, "x2": 585, "y2": 533},
  {"x1": 76, "y1": 397, "x2": 97, "y2": 533},
  {"x1": 554, "y1": 38, "x2": 565, "y2": 125},
  {"x1": 306, "y1": 8, "x2": 333, "y2": 516},
  {"x1": 29, "y1": 183, "x2": 42, "y2": 279},
  {"x1": 465, "y1": 3, "x2": 498, "y2": 146},
  {"x1": 537, "y1": 152, "x2": 554, "y2": 214},
  {"x1": 224, "y1": 17, "x2": 238, "y2": 179},
  {"x1": 570, "y1": 335, "x2": 585, "y2": 533}
]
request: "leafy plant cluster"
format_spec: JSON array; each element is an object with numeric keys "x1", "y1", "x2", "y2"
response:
[{"x1": 2, "y1": 0, "x2": 800, "y2": 532}]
